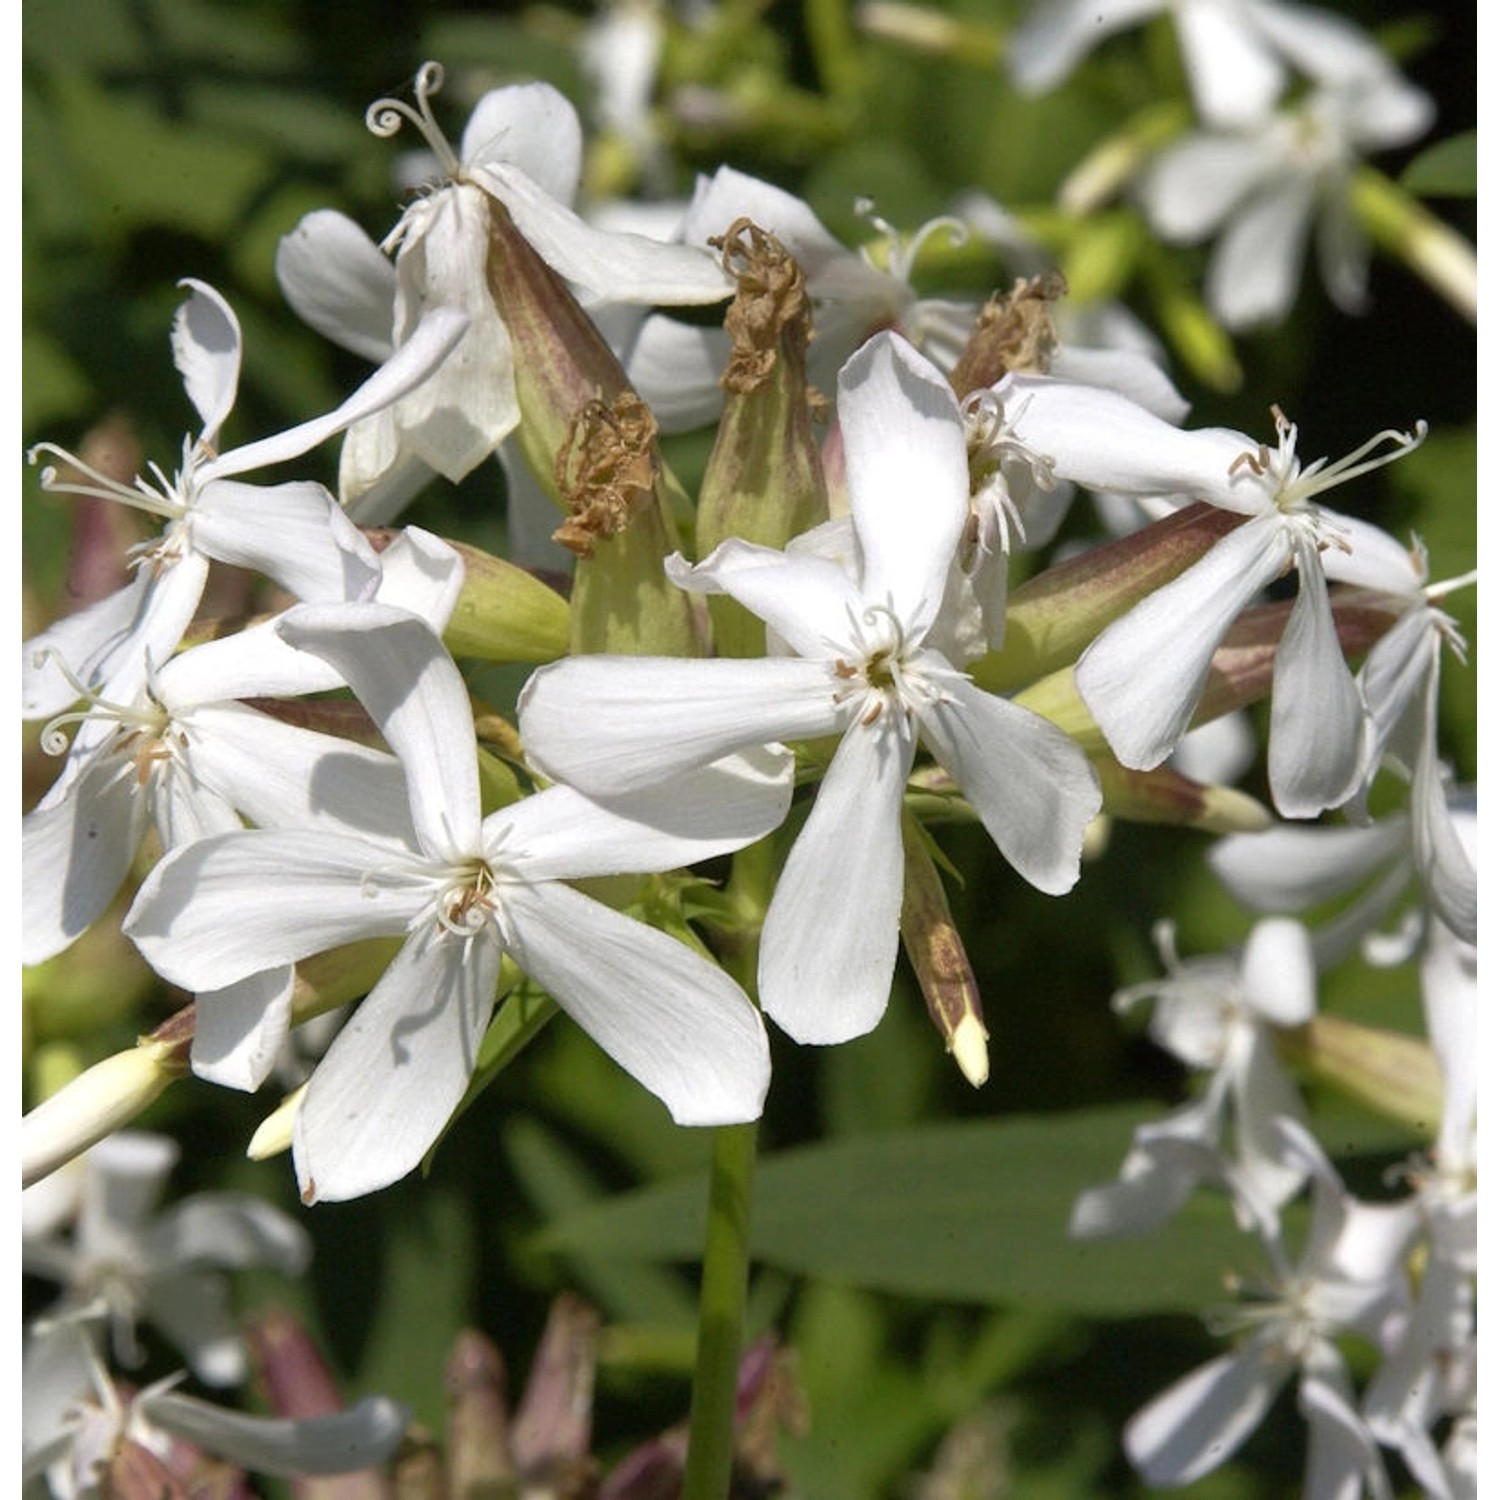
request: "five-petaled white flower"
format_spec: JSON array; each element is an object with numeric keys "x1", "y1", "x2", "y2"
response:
[
  {"x1": 23, "y1": 1132, "x2": 310, "y2": 1387},
  {"x1": 23, "y1": 280, "x2": 466, "y2": 720},
  {"x1": 1000, "y1": 377, "x2": 1424, "y2": 818},
  {"x1": 125, "y1": 604, "x2": 790, "y2": 1202},
  {"x1": 275, "y1": 62, "x2": 730, "y2": 519},
  {"x1": 520, "y1": 332, "x2": 1101, "y2": 1046}
]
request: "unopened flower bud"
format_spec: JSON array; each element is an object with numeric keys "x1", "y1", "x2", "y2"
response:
[
  {"x1": 1094, "y1": 759, "x2": 1272, "y2": 834},
  {"x1": 440, "y1": 539, "x2": 571, "y2": 663},
  {"x1": 247, "y1": 1086, "x2": 303, "y2": 1162},
  {"x1": 1279, "y1": 1015, "x2": 1444, "y2": 1132},
  {"x1": 901, "y1": 813, "x2": 989, "y2": 1087},
  {"x1": 22, "y1": 1033, "x2": 189, "y2": 1187}
]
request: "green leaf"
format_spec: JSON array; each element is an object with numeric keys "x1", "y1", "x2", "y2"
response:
[
  {"x1": 541, "y1": 1106, "x2": 1260, "y2": 1315},
  {"x1": 1400, "y1": 132, "x2": 1477, "y2": 197}
]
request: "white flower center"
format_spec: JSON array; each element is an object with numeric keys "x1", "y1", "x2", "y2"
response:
[
  {"x1": 1228, "y1": 405, "x2": 1426, "y2": 522},
  {"x1": 829, "y1": 603, "x2": 958, "y2": 728}
]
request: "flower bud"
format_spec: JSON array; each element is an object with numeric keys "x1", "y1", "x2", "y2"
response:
[
  {"x1": 1094, "y1": 759, "x2": 1272, "y2": 834},
  {"x1": 22, "y1": 1033, "x2": 189, "y2": 1187},
  {"x1": 440, "y1": 539, "x2": 571, "y2": 663},
  {"x1": 901, "y1": 813, "x2": 989, "y2": 1087},
  {"x1": 1279, "y1": 1014, "x2": 1444, "y2": 1132}
]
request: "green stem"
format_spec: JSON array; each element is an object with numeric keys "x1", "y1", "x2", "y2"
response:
[{"x1": 681, "y1": 1119, "x2": 759, "y2": 1500}]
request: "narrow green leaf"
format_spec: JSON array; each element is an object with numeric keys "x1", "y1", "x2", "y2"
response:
[{"x1": 540, "y1": 1106, "x2": 1261, "y2": 1315}]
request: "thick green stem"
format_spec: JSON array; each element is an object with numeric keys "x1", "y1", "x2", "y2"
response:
[{"x1": 682, "y1": 1119, "x2": 759, "y2": 1500}]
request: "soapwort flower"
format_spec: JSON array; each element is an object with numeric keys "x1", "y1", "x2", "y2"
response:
[
  {"x1": 1124, "y1": 1118, "x2": 1414, "y2": 1497},
  {"x1": 1139, "y1": 76, "x2": 1434, "y2": 328},
  {"x1": 23, "y1": 281, "x2": 466, "y2": 719},
  {"x1": 1001, "y1": 380, "x2": 1424, "y2": 817},
  {"x1": 1010, "y1": 0, "x2": 1427, "y2": 130},
  {"x1": 23, "y1": 1319, "x2": 408, "y2": 1499},
  {"x1": 520, "y1": 333, "x2": 1101, "y2": 1045},
  {"x1": 275, "y1": 62, "x2": 730, "y2": 517},
  {"x1": 1071, "y1": 918, "x2": 1316, "y2": 1238},
  {"x1": 22, "y1": 529, "x2": 461, "y2": 976},
  {"x1": 125, "y1": 605, "x2": 788, "y2": 1202},
  {"x1": 23, "y1": 1132, "x2": 309, "y2": 1387}
]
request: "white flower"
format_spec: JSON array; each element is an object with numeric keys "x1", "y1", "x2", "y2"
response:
[
  {"x1": 624, "y1": 168, "x2": 980, "y2": 431},
  {"x1": 1139, "y1": 77, "x2": 1434, "y2": 328},
  {"x1": 23, "y1": 281, "x2": 466, "y2": 720},
  {"x1": 1208, "y1": 784, "x2": 1476, "y2": 959},
  {"x1": 1361, "y1": 916, "x2": 1475, "y2": 1498},
  {"x1": 22, "y1": 529, "x2": 462, "y2": 974},
  {"x1": 125, "y1": 605, "x2": 788, "y2": 1201},
  {"x1": 1070, "y1": 918, "x2": 1315, "y2": 1237},
  {"x1": 1010, "y1": 0, "x2": 1428, "y2": 130},
  {"x1": 1001, "y1": 381, "x2": 1424, "y2": 817},
  {"x1": 1125, "y1": 1117, "x2": 1412, "y2": 1497},
  {"x1": 520, "y1": 333, "x2": 1101, "y2": 1044},
  {"x1": 23, "y1": 1132, "x2": 309, "y2": 1387},
  {"x1": 275, "y1": 62, "x2": 730, "y2": 514},
  {"x1": 23, "y1": 1320, "x2": 408, "y2": 1499}
]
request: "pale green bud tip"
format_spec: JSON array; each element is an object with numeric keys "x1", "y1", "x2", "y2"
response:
[
  {"x1": 22, "y1": 1041, "x2": 185, "y2": 1187},
  {"x1": 950, "y1": 1014, "x2": 990, "y2": 1089},
  {"x1": 247, "y1": 1085, "x2": 304, "y2": 1161}
]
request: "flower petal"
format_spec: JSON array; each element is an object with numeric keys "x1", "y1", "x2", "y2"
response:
[
  {"x1": 23, "y1": 753, "x2": 143, "y2": 967},
  {"x1": 294, "y1": 930, "x2": 501, "y2": 1202},
  {"x1": 1205, "y1": 176, "x2": 1318, "y2": 331},
  {"x1": 759, "y1": 715, "x2": 914, "y2": 1044},
  {"x1": 1268, "y1": 533, "x2": 1366, "y2": 817},
  {"x1": 461, "y1": 81, "x2": 582, "y2": 204},
  {"x1": 495, "y1": 747, "x2": 792, "y2": 881},
  {"x1": 189, "y1": 968, "x2": 297, "y2": 1093},
  {"x1": 839, "y1": 333, "x2": 969, "y2": 640},
  {"x1": 275, "y1": 209, "x2": 398, "y2": 363},
  {"x1": 1075, "y1": 513, "x2": 1290, "y2": 768},
  {"x1": 917, "y1": 674, "x2": 1100, "y2": 895},
  {"x1": 518, "y1": 655, "x2": 842, "y2": 795},
  {"x1": 477, "y1": 162, "x2": 732, "y2": 305},
  {"x1": 277, "y1": 603, "x2": 481, "y2": 857},
  {"x1": 192, "y1": 480, "x2": 380, "y2": 603},
  {"x1": 670, "y1": 540, "x2": 863, "y2": 661},
  {"x1": 172, "y1": 280, "x2": 242, "y2": 445},
  {"x1": 1125, "y1": 1340, "x2": 1288, "y2": 1486},
  {"x1": 501, "y1": 880, "x2": 770, "y2": 1125},
  {"x1": 124, "y1": 829, "x2": 426, "y2": 991},
  {"x1": 203, "y1": 304, "x2": 470, "y2": 480},
  {"x1": 1239, "y1": 917, "x2": 1316, "y2": 1026}
]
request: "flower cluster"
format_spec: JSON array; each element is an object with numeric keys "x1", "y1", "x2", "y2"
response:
[{"x1": 23, "y1": 15, "x2": 1472, "y2": 1497}]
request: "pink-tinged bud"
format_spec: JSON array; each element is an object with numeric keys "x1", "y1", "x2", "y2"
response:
[
  {"x1": 246, "y1": 1309, "x2": 397, "y2": 1500},
  {"x1": 511, "y1": 1295, "x2": 600, "y2": 1485},
  {"x1": 444, "y1": 1330, "x2": 516, "y2": 1495},
  {"x1": 109, "y1": 1433, "x2": 238, "y2": 1500},
  {"x1": 1094, "y1": 759, "x2": 1271, "y2": 834},
  {"x1": 696, "y1": 219, "x2": 829, "y2": 656},
  {"x1": 485, "y1": 203, "x2": 698, "y2": 658},
  {"x1": 973, "y1": 503, "x2": 1245, "y2": 694},
  {"x1": 901, "y1": 814, "x2": 989, "y2": 1086},
  {"x1": 1279, "y1": 1015, "x2": 1444, "y2": 1133}
]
